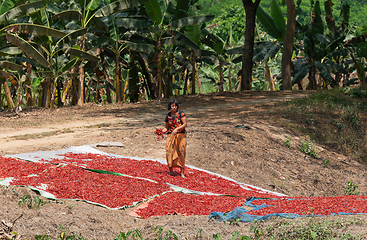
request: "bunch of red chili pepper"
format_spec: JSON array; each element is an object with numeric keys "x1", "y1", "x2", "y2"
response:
[
  {"x1": 154, "y1": 128, "x2": 165, "y2": 140},
  {"x1": 10, "y1": 164, "x2": 170, "y2": 209},
  {"x1": 0, "y1": 156, "x2": 50, "y2": 179},
  {"x1": 247, "y1": 195, "x2": 367, "y2": 216},
  {"x1": 135, "y1": 192, "x2": 247, "y2": 218},
  {"x1": 3, "y1": 154, "x2": 367, "y2": 219},
  {"x1": 49, "y1": 153, "x2": 278, "y2": 198}
]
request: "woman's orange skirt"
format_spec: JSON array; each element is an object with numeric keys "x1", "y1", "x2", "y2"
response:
[{"x1": 166, "y1": 133, "x2": 186, "y2": 168}]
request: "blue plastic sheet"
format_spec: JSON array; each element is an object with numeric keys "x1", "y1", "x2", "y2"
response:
[
  {"x1": 208, "y1": 197, "x2": 366, "y2": 222},
  {"x1": 209, "y1": 197, "x2": 302, "y2": 222}
]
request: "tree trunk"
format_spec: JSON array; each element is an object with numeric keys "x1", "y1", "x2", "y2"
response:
[
  {"x1": 3, "y1": 80, "x2": 14, "y2": 109},
  {"x1": 0, "y1": 79, "x2": 2, "y2": 109},
  {"x1": 115, "y1": 51, "x2": 122, "y2": 103},
  {"x1": 265, "y1": 61, "x2": 275, "y2": 91},
  {"x1": 228, "y1": 65, "x2": 232, "y2": 91},
  {"x1": 219, "y1": 60, "x2": 224, "y2": 92},
  {"x1": 77, "y1": 67, "x2": 85, "y2": 106},
  {"x1": 157, "y1": 38, "x2": 162, "y2": 98},
  {"x1": 191, "y1": 53, "x2": 196, "y2": 95},
  {"x1": 241, "y1": 0, "x2": 262, "y2": 91},
  {"x1": 26, "y1": 63, "x2": 33, "y2": 107},
  {"x1": 307, "y1": 62, "x2": 317, "y2": 90},
  {"x1": 196, "y1": 63, "x2": 202, "y2": 94},
  {"x1": 137, "y1": 53, "x2": 155, "y2": 99},
  {"x1": 351, "y1": 53, "x2": 365, "y2": 85},
  {"x1": 100, "y1": 49, "x2": 112, "y2": 103},
  {"x1": 183, "y1": 69, "x2": 189, "y2": 95},
  {"x1": 77, "y1": 36, "x2": 86, "y2": 106},
  {"x1": 128, "y1": 52, "x2": 139, "y2": 103},
  {"x1": 281, "y1": 0, "x2": 296, "y2": 90},
  {"x1": 41, "y1": 78, "x2": 50, "y2": 108}
]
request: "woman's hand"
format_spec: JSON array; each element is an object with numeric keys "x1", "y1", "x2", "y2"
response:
[
  {"x1": 171, "y1": 129, "x2": 178, "y2": 136},
  {"x1": 162, "y1": 128, "x2": 167, "y2": 134}
]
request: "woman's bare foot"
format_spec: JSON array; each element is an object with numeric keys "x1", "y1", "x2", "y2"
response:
[{"x1": 180, "y1": 167, "x2": 185, "y2": 178}]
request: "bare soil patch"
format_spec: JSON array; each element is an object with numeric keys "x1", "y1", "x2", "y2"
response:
[{"x1": 1, "y1": 91, "x2": 367, "y2": 239}]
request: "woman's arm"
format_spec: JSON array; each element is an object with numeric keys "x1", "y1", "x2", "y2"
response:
[{"x1": 162, "y1": 122, "x2": 170, "y2": 133}]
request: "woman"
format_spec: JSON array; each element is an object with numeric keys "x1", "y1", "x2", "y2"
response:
[{"x1": 163, "y1": 99, "x2": 187, "y2": 178}]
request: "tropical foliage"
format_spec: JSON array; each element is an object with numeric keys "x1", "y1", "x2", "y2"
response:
[{"x1": 0, "y1": 0, "x2": 366, "y2": 110}]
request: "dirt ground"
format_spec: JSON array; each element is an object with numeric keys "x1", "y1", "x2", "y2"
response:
[{"x1": 1, "y1": 91, "x2": 367, "y2": 239}]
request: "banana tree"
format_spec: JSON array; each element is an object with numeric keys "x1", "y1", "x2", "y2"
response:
[
  {"x1": 50, "y1": 0, "x2": 107, "y2": 105},
  {"x1": 0, "y1": 0, "x2": 48, "y2": 108},
  {"x1": 94, "y1": 1, "x2": 152, "y2": 102},
  {"x1": 141, "y1": 0, "x2": 214, "y2": 98},
  {"x1": 94, "y1": 0, "x2": 150, "y2": 102},
  {"x1": 201, "y1": 24, "x2": 246, "y2": 93},
  {"x1": 292, "y1": 1, "x2": 354, "y2": 89},
  {"x1": 255, "y1": 0, "x2": 286, "y2": 90},
  {"x1": 0, "y1": 61, "x2": 23, "y2": 108}
]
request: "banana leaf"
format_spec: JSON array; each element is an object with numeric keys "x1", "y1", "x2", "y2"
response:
[
  {"x1": 292, "y1": 66, "x2": 309, "y2": 84},
  {"x1": 172, "y1": 30, "x2": 200, "y2": 51},
  {"x1": 145, "y1": 0, "x2": 162, "y2": 25},
  {"x1": 0, "y1": 1, "x2": 45, "y2": 22},
  {"x1": 256, "y1": 6, "x2": 282, "y2": 40},
  {"x1": 270, "y1": 0, "x2": 285, "y2": 40},
  {"x1": 95, "y1": 0, "x2": 148, "y2": 17},
  {"x1": 126, "y1": 42, "x2": 155, "y2": 53},
  {"x1": 65, "y1": 48, "x2": 99, "y2": 62},
  {"x1": 60, "y1": 28, "x2": 88, "y2": 44},
  {"x1": 115, "y1": 17, "x2": 150, "y2": 29},
  {"x1": 311, "y1": 1, "x2": 324, "y2": 35},
  {"x1": 13, "y1": 56, "x2": 42, "y2": 68},
  {"x1": 331, "y1": 46, "x2": 356, "y2": 59},
  {"x1": 340, "y1": 4, "x2": 351, "y2": 32},
  {"x1": 173, "y1": 0, "x2": 190, "y2": 21},
  {"x1": 161, "y1": 36, "x2": 180, "y2": 46},
  {"x1": 323, "y1": 59, "x2": 348, "y2": 75},
  {"x1": 27, "y1": 71, "x2": 54, "y2": 78},
  {"x1": 6, "y1": 33, "x2": 49, "y2": 68},
  {"x1": 59, "y1": 58, "x2": 79, "y2": 73},
  {"x1": 162, "y1": 0, "x2": 178, "y2": 24},
  {"x1": 6, "y1": 24, "x2": 66, "y2": 38},
  {"x1": 0, "y1": 61, "x2": 22, "y2": 71},
  {"x1": 0, "y1": 0, "x2": 18, "y2": 16},
  {"x1": 345, "y1": 22, "x2": 357, "y2": 42},
  {"x1": 107, "y1": 15, "x2": 118, "y2": 41},
  {"x1": 170, "y1": 15, "x2": 215, "y2": 28},
  {"x1": 59, "y1": 73, "x2": 80, "y2": 78},
  {"x1": 324, "y1": 0, "x2": 336, "y2": 33},
  {"x1": 0, "y1": 46, "x2": 22, "y2": 55},
  {"x1": 263, "y1": 42, "x2": 282, "y2": 62},
  {"x1": 315, "y1": 61, "x2": 334, "y2": 83},
  {"x1": 52, "y1": 10, "x2": 82, "y2": 21},
  {"x1": 185, "y1": 6, "x2": 201, "y2": 45},
  {"x1": 86, "y1": 0, "x2": 101, "y2": 11}
]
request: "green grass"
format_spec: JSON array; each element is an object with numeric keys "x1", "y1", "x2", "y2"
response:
[
  {"x1": 262, "y1": 87, "x2": 367, "y2": 163},
  {"x1": 252, "y1": 217, "x2": 364, "y2": 240},
  {"x1": 33, "y1": 216, "x2": 365, "y2": 240}
]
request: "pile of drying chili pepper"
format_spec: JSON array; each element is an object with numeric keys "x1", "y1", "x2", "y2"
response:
[
  {"x1": 49, "y1": 153, "x2": 277, "y2": 198},
  {"x1": 247, "y1": 195, "x2": 367, "y2": 216},
  {"x1": 135, "y1": 192, "x2": 247, "y2": 218},
  {"x1": 10, "y1": 164, "x2": 170, "y2": 209},
  {"x1": 154, "y1": 128, "x2": 165, "y2": 140},
  {"x1": 0, "y1": 156, "x2": 51, "y2": 179}
]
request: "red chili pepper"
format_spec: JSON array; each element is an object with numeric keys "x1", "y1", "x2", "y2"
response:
[{"x1": 154, "y1": 128, "x2": 164, "y2": 140}]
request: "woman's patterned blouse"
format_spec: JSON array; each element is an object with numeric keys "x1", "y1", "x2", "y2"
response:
[{"x1": 165, "y1": 110, "x2": 186, "y2": 134}]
